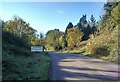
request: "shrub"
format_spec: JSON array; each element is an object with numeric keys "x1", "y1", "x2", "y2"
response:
[
  {"x1": 93, "y1": 46, "x2": 110, "y2": 57},
  {"x1": 10, "y1": 46, "x2": 32, "y2": 57},
  {"x1": 2, "y1": 30, "x2": 30, "y2": 48},
  {"x1": 66, "y1": 27, "x2": 83, "y2": 47}
]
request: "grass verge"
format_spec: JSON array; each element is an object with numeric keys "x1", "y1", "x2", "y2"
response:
[{"x1": 2, "y1": 43, "x2": 51, "y2": 80}]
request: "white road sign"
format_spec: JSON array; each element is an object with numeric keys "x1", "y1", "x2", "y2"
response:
[{"x1": 31, "y1": 46, "x2": 43, "y2": 52}]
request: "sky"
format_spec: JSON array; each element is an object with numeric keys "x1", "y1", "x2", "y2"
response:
[{"x1": 0, "y1": 2, "x2": 106, "y2": 34}]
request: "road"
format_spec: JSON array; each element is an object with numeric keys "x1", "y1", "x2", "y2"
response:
[{"x1": 48, "y1": 52, "x2": 119, "y2": 80}]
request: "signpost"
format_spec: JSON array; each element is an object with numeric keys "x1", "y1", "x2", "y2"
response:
[{"x1": 31, "y1": 46, "x2": 44, "y2": 52}]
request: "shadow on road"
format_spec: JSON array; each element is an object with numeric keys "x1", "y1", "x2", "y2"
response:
[
  {"x1": 49, "y1": 52, "x2": 119, "y2": 80},
  {"x1": 59, "y1": 68, "x2": 118, "y2": 80},
  {"x1": 59, "y1": 66, "x2": 119, "y2": 73}
]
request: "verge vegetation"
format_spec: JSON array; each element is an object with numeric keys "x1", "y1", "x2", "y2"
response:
[{"x1": 2, "y1": 17, "x2": 51, "y2": 80}]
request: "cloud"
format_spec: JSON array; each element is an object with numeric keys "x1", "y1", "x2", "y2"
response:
[{"x1": 56, "y1": 10, "x2": 64, "y2": 14}]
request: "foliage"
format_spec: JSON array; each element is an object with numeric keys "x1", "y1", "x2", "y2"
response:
[
  {"x1": 2, "y1": 16, "x2": 51, "y2": 80},
  {"x1": 77, "y1": 15, "x2": 97, "y2": 40},
  {"x1": 86, "y1": 28, "x2": 118, "y2": 62},
  {"x1": 85, "y1": 2, "x2": 119, "y2": 62},
  {"x1": 59, "y1": 34, "x2": 66, "y2": 49},
  {"x1": 110, "y1": 2, "x2": 120, "y2": 29},
  {"x1": 45, "y1": 29, "x2": 64, "y2": 51},
  {"x1": 2, "y1": 30, "x2": 29, "y2": 48},
  {"x1": 45, "y1": 15, "x2": 98, "y2": 51},
  {"x1": 62, "y1": 2, "x2": 119, "y2": 63},
  {"x1": 2, "y1": 17, "x2": 38, "y2": 46},
  {"x1": 66, "y1": 26, "x2": 83, "y2": 47},
  {"x1": 31, "y1": 32, "x2": 45, "y2": 46},
  {"x1": 65, "y1": 22, "x2": 73, "y2": 33},
  {"x1": 98, "y1": 2, "x2": 119, "y2": 32}
]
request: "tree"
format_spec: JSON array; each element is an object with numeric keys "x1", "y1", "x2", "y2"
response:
[
  {"x1": 66, "y1": 26, "x2": 83, "y2": 47},
  {"x1": 45, "y1": 29, "x2": 64, "y2": 51},
  {"x1": 80, "y1": 15, "x2": 87, "y2": 24},
  {"x1": 104, "y1": 2, "x2": 118, "y2": 17},
  {"x1": 77, "y1": 15, "x2": 93, "y2": 40},
  {"x1": 110, "y1": 2, "x2": 120, "y2": 30},
  {"x1": 59, "y1": 34, "x2": 67, "y2": 49},
  {"x1": 98, "y1": 2, "x2": 119, "y2": 32},
  {"x1": 90, "y1": 15, "x2": 96, "y2": 23},
  {"x1": 39, "y1": 32, "x2": 45, "y2": 46},
  {"x1": 65, "y1": 22, "x2": 73, "y2": 34},
  {"x1": 89, "y1": 15, "x2": 97, "y2": 35},
  {"x1": 78, "y1": 15, "x2": 87, "y2": 30},
  {"x1": 3, "y1": 16, "x2": 38, "y2": 47}
]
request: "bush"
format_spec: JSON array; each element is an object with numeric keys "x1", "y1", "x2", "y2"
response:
[
  {"x1": 66, "y1": 27, "x2": 83, "y2": 47},
  {"x1": 85, "y1": 28, "x2": 119, "y2": 62},
  {"x1": 92, "y1": 46, "x2": 110, "y2": 57},
  {"x1": 2, "y1": 30, "x2": 30, "y2": 48},
  {"x1": 10, "y1": 46, "x2": 32, "y2": 57}
]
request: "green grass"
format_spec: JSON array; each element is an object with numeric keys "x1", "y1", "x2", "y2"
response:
[{"x1": 2, "y1": 43, "x2": 51, "y2": 80}]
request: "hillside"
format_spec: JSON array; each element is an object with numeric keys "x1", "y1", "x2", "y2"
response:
[{"x1": 2, "y1": 20, "x2": 51, "y2": 80}]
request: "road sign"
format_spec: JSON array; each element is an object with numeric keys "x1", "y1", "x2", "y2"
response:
[{"x1": 31, "y1": 46, "x2": 44, "y2": 52}]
